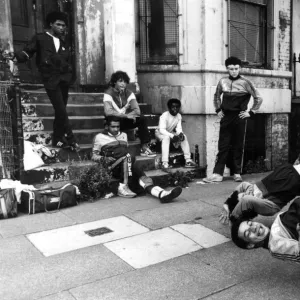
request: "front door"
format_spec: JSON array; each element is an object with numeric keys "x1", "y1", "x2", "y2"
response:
[{"x1": 10, "y1": 0, "x2": 59, "y2": 83}]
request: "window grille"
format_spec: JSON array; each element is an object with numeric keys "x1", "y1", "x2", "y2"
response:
[
  {"x1": 228, "y1": 0, "x2": 274, "y2": 69},
  {"x1": 137, "y1": 0, "x2": 179, "y2": 65}
]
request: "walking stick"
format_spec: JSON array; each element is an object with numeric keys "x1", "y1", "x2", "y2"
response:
[{"x1": 240, "y1": 119, "x2": 247, "y2": 174}]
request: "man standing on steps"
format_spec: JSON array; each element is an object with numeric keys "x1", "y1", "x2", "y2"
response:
[
  {"x1": 203, "y1": 56, "x2": 263, "y2": 183},
  {"x1": 103, "y1": 71, "x2": 156, "y2": 157},
  {"x1": 92, "y1": 116, "x2": 182, "y2": 202},
  {"x1": 3, "y1": 11, "x2": 79, "y2": 152}
]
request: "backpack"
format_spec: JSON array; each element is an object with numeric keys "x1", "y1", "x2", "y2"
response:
[{"x1": 0, "y1": 188, "x2": 18, "y2": 219}]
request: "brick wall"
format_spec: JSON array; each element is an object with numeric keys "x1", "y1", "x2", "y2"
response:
[{"x1": 278, "y1": 0, "x2": 291, "y2": 71}]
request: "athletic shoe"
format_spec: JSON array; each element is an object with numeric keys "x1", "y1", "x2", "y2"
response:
[
  {"x1": 185, "y1": 160, "x2": 198, "y2": 168},
  {"x1": 233, "y1": 174, "x2": 243, "y2": 182},
  {"x1": 140, "y1": 147, "x2": 156, "y2": 157},
  {"x1": 203, "y1": 173, "x2": 223, "y2": 183},
  {"x1": 160, "y1": 186, "x2": 182, "y2": 203},
  {"x1": 161, "y1": 162, "x2": 171, "y2": 172},
  {"x1": 117, "y1": 183, "x2": 136, "y2": 198}
]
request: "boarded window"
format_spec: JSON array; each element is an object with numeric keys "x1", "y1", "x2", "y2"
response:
[
  {"x1": 137, "y1": 0, "x2": 179, "y2": 65},
  {"x1": 229, "y1": 0, "x2": 274, "y2": 69}
]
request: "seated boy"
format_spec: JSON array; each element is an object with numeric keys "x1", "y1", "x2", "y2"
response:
[
  {"x1": 103, "y1": 70, "x2": 155, "y2": 157},
  {"x1": 92, "y1": 116, "x2": 182, "y2": 203},
  {"x1": 155, "y1": 98, "x2": 197, "y2": 171}
]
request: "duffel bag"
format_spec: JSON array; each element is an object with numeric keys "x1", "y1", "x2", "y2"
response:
[
  {"x1": 0, "y1": 188, "x2": 17, "y2": 219},
  {"x1": 20, "y1": 183, "x2": 79, "y2": 214}
]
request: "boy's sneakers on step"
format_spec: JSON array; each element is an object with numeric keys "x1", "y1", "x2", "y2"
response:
[
  {"x1": 159, "y1": 186, "x2": 182, "y2": 203},
  {"x1": 185, "y1": 159, "x2": 198, "y2": 168},
  {"x1": 161, "y1": 162, "x2": 171, "y2": 173},
  {"x1": 118, "y1": 183, "x2": 137, "y2": 198},
  {"x1": 140, "y1": 146, "x2": 156, "y2": 157},
  {"x1": 233, "y1": 174, "x2": 242, "y2": 182},
  {"x1": 203, "y1": 173, "x2": 223, "y2": 183}
]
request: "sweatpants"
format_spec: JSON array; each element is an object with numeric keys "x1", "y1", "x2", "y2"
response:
[{"x1": 213, "y1": 113, "x2": 246, "y2": 175}]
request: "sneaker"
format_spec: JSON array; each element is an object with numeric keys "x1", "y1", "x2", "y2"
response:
[
  {"x1": 161, "y1": 162, "x2": 171, "y2": 173},
  {"x1": 140, "y1": 147, "x2": 156, "y2": 157},
  {"x1": 233, "y1": 174, "x2": 242, "y2": 182},
  {"x1": 185, "y1": 160, "x2": 198, "y2": 168},
  {"x1": 203, "y1": 173, "x2": 223, "y2": 183},
  {"x1": 117, "y1": 183, "x2": 136, "y2": 198},
  {"x1": 160, "y1": 186, "x2": 182, "y2": 203}
]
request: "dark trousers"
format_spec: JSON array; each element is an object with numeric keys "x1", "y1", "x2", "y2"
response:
[
  {"x1": 280, "y1": 197, "x2": 300, "y2": 240},
  {"x1": 45, "y1": 82, "x2": 74, "y2": 143},
  {"x1": 213, "y1": 113, "x2": 246, "y2": 175},
  {"x1": 120, "y1": 115, "x2": 151, "y2": 144}
]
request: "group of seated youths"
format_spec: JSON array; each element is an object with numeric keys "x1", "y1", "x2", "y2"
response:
[{"x1": 91, "y1": 70, "x2": 197, "y2": 202}]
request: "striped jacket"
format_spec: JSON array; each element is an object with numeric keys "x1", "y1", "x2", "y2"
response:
[
  {"x1": 103, "y1": 87, "x2": 140, "y2": 119},
  {"x1": 213, "y1": 75, "x2": 263, "y2": 116},
  {"x1": 92, "y1": 130, "x2": 128, "y2": 161},
  {"x1": 269, "y1": 213, "x2": 300, "y2": 263}
]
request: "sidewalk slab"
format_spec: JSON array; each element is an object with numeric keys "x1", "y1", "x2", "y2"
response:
[
  {"x1": 61, "y1": 196, "x2": 163, "y2": 223},
  {"x1": 0, "y1": 235, "x2": 43, "y2": 268},
  {"x1": 0, "y1": 212, "x2": 75, "y2": 238},
  {"x1": 0, "y1": 244, "x2": 132, "y2": 300},
  {"x1": 105, "y1": 227, "x2": 201, "y2": 268},
  {"x1": 69, "y1": 254, "x2": 238, "y2": 300},
  {"x1": 171, "y1": 223, "x2": 230, "y2": 248},
  {"x1": 126, "y1": 200, "x2": 219, "y2": 230},
  {"x1": 190, "y1": 242, "x2": 294, "y2": 282},
  {"x1": 38, "y1": 291, "x2": 76, "y2": 300},
  {"x1": 203, "y1": 271, "x2": 300, "y2": 300},
  {"x1": 27, "y1": 216, "x2": 149, "y2": 256}
]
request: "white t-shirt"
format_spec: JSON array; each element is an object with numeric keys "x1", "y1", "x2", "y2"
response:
[{"x1": 158, "y1": 111, "x2": 183, "y2": 138}]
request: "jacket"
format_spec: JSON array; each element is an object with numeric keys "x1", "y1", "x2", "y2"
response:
[
  {"x1": 103, "y1": 87, "x2": 140, "y2": 118},
  {"x1": 14, "y1": 32, "x2": 73, "y2": 89},
  {"x1": 92, "y1": 130, "x2": 128, "y2": 161},
  {"x1": 213, "y1": 75, "x2": 263, "y2": 117}
]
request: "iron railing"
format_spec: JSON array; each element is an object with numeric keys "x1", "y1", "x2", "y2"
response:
[{"x1": 0, "y1": 54, "x2": 24, "y2": 180}]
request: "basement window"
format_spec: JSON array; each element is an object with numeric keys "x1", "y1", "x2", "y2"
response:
[
  {"x1": 137, "y1": 0, "x2": 179, "y2": 65},
  {"x1": 228, "y1": 0, "x2": 274, "y2": 69}
]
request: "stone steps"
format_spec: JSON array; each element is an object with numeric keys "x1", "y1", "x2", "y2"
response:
[{"x1": 21, "y1": 152, "x2": 197, "y2": 186}]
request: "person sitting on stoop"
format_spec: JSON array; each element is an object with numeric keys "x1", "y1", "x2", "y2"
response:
[
  {"x1": 155, "y1": 98, "x2": 197, "y2": 172},
  {"x1": 92, "y1": 116, "x2": 182, "y2": 202},
  {"x1": 103, "y1": 70, "x2": 156, "y2": 158}
]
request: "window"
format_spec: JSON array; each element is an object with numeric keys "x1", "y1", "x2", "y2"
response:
[
  {"x1": 228, "y1": 0, "x2": 274, "y2": 69},
  {"x1": 137, "y1": 0, "x2": 179, "y2": 65}
]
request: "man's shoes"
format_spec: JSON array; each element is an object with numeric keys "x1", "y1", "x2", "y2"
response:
[
  {"x1": 117, "y1": 183, "x2": 137, "y2": 198},
  {"x1": 140, "y1": 146, "x2": 156, "y2": 157},
  {"x1": 185, "y1": 160, "x2": 198, "y2": 168},
  {"x1": 160, "y1": 186, "x2": 182, "y2": 203},
  {"x1": 233, "y1": 174, "x2": 242, "y2": 182},
  {"x1": 203, "y1": 173, "x2": 223, "y2": 183},
  {"x1": 161, "y1": 162, "x2": 171, "y2": 172}
]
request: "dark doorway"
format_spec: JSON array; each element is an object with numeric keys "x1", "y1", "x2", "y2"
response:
[{"x1": 242, "y1": 115, "x2": 267, "y2": 173}]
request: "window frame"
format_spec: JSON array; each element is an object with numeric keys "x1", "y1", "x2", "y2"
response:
[
  {"x1": 228, "y1": 0, "x2": 275, "y2": 70},
  {"x1": 136, "y1": 0, "x2": 180, "y2": 65}
]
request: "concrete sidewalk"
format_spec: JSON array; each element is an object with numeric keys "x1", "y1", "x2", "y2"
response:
[{"x1": 1, "y1": 173, "x2": 300, "y2": 300}]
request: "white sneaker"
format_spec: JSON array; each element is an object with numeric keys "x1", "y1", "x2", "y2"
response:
[
  {"x1": 117, "y1": 183, "x2": 136, "y2": 198},
  {"x1": 160, "y1": 186, "x2": 182, "y2": 203},
  {"x1": 203, "y1": 173, "x2": 223, "y2": 183},
  {"x1": 233, "y1": 174, "x2": 242, "y2": 182}
]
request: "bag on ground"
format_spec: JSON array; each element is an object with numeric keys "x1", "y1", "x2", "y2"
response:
[
  {"x1": 20, "y1": 183, "x2": 78, "y2": 214},
  {"x1": 0, "y1": 188, "x2": 18, "y2": 219}
]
